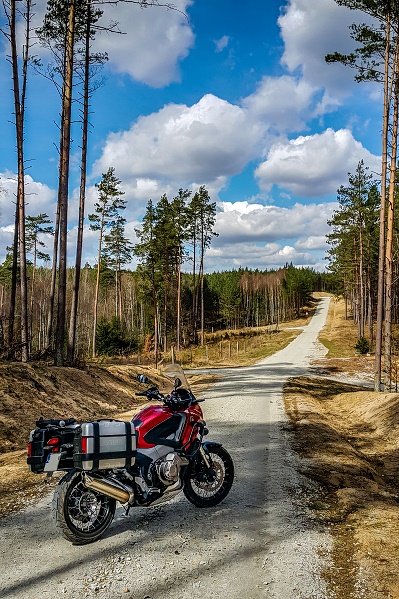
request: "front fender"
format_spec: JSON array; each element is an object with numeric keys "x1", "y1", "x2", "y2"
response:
[{"x1": 202, "y1": 441, "x2": 222, "y2": 451}]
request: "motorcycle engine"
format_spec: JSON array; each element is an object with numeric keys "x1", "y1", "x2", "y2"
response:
[{"x1": 154, "y1": 453, "x2": 188, "y2": 486}]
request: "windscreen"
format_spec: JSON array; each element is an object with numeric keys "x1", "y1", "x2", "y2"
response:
[{"x1": 162, "y1": 363, "x2": 191, "y2": 391}]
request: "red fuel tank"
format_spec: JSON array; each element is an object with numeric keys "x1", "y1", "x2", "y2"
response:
[{"x1": 133, "y1": 403, "x2": 204, "y2": 450}]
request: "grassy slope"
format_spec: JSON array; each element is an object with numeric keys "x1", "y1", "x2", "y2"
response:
[{"x1": 284, "y1": 296, "x2": 399, "y2": 598}]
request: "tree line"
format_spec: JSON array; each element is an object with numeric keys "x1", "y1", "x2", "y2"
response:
[{"x1": 0, "y1": 248, "x2": 335, "y2": 362}]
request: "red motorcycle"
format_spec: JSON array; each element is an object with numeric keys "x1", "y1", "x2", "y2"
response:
[{"x1": 27, "y1": 365, "x2": 234, "y2": 545}]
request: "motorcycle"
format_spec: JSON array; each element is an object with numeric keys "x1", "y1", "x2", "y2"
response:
[{"x1": 27, "y1": 364, "x2": 234, "y2": 545}]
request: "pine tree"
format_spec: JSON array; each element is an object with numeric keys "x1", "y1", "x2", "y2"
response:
[
  {"x1": 102, "y1": 213, "x2": 134, "y2": 323},
  {"x1": 327, "y1": 162, "x2": 380, "y2": 339},
  {"x1": 189, "y1": 186, "x2": 218, "y2": 345},
  {"x1": 89, "y1": 167, "x2": 125, "y2": 357},
  {"x1": 134, "y1": 200, "x2": 162, "y2": 365}
]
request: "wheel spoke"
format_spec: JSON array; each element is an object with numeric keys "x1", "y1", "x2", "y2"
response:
[
  {"x1": 66, "y1": 479, "x2": 112, "y2": 533},
  {"x1": 190, "y1": 454, "x2": 226, "y2": 498}
]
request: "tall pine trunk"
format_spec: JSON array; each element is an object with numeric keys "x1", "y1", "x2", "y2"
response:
[
  {"x1": 55, "y1": 0, "x2": 76, "y2": 366},
  {"x1": 68, "y1": 0, "x2": 91, "y2": 363},
  {"x1": 383, "y1": 52, "x2": 399, "y2": 390},
  {"x1": 375, "y1": 13, "x2": 391, "y2": 391},
  {"x1": 176, "y1": 245, "x2": 181, "y2": 351},
  {"x1": 92, "y1": 218, "x2": 104, "y2": 358},
  {"x1": 10, "y1": 0, "x2": 30, "y2": 362}
]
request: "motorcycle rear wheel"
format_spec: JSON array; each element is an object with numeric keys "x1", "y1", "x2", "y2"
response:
[
  {"x1": 183, "y1": 444, "x2": 234, "y2": 508},
  {"x1": 53, "y1": 470, "x2": 116, "y2": 545}
]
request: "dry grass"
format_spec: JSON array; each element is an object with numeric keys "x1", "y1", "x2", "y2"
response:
[
  {"x1": 282, "y1": 295, "x2": 399, "y2": 597},
  {"x1": 175, "y1": 328, "x2": 303, "y2": 368}
]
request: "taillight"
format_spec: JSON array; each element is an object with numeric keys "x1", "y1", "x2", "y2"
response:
[
  {"x1": 81, "y1": 437, "x2": 88, "y2": 454},
  {"x1": 46, "y1": 437, "x2": 60, "y2": 451},
  {"x1": 48, "y1": 437, "x2": 60, "y2": 446},
  {"x1": 27, "y1": 442, "x2": 32, "y2": 458}
]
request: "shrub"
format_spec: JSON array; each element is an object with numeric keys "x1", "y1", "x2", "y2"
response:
[
  {"x1": 96, "y1": 317, "x2": 134, "y2": 356},
  {"x1": 355, "y1": 336, "x2": 370, "y2": 355}
]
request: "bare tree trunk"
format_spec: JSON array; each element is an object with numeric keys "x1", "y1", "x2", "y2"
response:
[
  {"x1": 92, "y1": 225, "x2": 103, "y2": 358},
  {"x1": 375, "y1": 14, "x2": 391, "y2": 391},
  {"x1": 46, "y1": 202, "x2": 60, "y2": 350},
  {"x1": 29, "y1": 238, "x2": 37, "y2": 353},
  {"x1": 55, "y1": 0, "x2": 76, "y2": 366},
  {"x1": 176, "y1": 245, "x2": 181, "y2": 351},
  {"x1": 384, "y1": 56, "x2": 399, "y2": 390},
  {"x1": 68, "y1": 0, "x2": 91, "y2": 363},
  {"x1": 359, "y1": 220, "x2": 365, "y2": 339},
  {"x1": 200, "y1": 253, "x2": 204, "y2": 346},
  {"x1": 7, "y1": 204, "x2": 19, "y2": 352},
  {"x1": 153, "y1": 283, "x2": 158, "y2": 368},
  {"x1": 192, "y1": 229, "x2": 197, "y2": 342},
  {"x1": 10, "y1": 0, "x2": 30, "y2": 362}
]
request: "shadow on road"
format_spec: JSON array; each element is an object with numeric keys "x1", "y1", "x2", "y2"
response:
[{"x1": 0, "y1": 416, "x2": 323, "y2": 599}]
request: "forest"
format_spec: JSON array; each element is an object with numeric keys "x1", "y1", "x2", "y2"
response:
[
  {"x1": 0, "y1": 211, "x2": 336, "y2": 363},
  {"x1": 2, "y1": 0, "x2": 399, "y2": 397}
]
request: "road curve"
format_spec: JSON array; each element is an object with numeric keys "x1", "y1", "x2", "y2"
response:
[{"x1": 0, "y1": 298, "x2": 331, "y2": 599}]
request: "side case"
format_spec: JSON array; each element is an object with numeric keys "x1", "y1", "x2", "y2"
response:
[
  {"x1": 73, "y1": 420, "x2": 136, "y2": 471},
  {"x1": 27, "y1": 425, "x2": 78, "y2": 474}
]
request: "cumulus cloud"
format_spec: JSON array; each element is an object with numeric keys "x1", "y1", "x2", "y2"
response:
[
  {"x1": 22, "y1": 0, "x2": 194, "y2": 88},
  {"x1": 278, "y1": 0, "x2": 372, "y2": 96},
  {"x1": 93, "y1": 94, "x2": 265, "y2": 186},
  {"x1": 0, "y1": 172, "x2": 56, "y2": 224},
  {"x1": 295, "y1": 236, "x2": 329, "y2": 251},
  {"x1": 202, "y1": 200, "x2": 335, "y2": 271},
  {"x1": 214, "y1": 201, "x2": 337, "y2": 244},
  {"x1": 243, "y1": 75, "x2": 318, "y2": 132},
  {"x1": 93, "y1": 0, "x2": 194, "y2": 87},
  {"x1": 204, "y1": 241, "x2": 320, "y2": 272},
  {"x1": 255, "y1": 128, "x2": 381, "y2": 197}
]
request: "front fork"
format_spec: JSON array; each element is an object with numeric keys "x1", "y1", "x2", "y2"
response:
[
  {"x1": 196, "y1": 441, "x2": 223, "y2": 481},
  {"x1": 199, "y1": 444, "x2": 211, "y2": 468}
]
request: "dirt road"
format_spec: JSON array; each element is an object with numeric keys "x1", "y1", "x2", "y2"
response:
[{"x1": 0, "y1": 298, "x2": 332, "y2": 599}]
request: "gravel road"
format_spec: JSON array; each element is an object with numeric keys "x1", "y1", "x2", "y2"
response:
[{"x1": 0, "y1": 298, "x2": 332, "y2": 599}]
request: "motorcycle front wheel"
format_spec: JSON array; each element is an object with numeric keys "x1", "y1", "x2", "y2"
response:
[
  {"x1": 53, "y1": 470, "x2": 116, "y2": 545},
  {"x1": 183, "y1": 444, "x2": 234, "y2": 508}
]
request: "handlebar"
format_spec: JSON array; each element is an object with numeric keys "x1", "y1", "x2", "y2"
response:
[
  {"x1": 135, "y1": 387, "x2": 165, "y2": 401},
  {"x1": 135, "y1": 372, "x2": 204, "y2": 407}
]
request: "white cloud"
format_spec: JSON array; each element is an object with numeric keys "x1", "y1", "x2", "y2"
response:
[
  {"x1": 203, "y1": 240, "x2": 320, "y2": 272},
  {"x1": 243, "y1": 75, "x2": 318, "y2": 131},
  {"x1": 295, "y1": 236, "x2": 329, "y2": 251},
  {"x1": 22, "y1": 0, "x2": 194, "y2": 89},
  {"x1": 214, "y1": 35, "x2": 230, "y2": 52},
  {"x1": 93, "y1": 94, "x2": 264, "y2": 186},
  {"x1": 278, "y1": 0, "x2": 372, "y2": 96},
  {"x1": 93, "y1": 0, "x2": 194, "y2": 87},
  {"x1": 0, "y1": 172, "x2": 56, "y2": 224},
  {"x1": 218, "y1": 201, "x2": 264, "y2": 215},
  {"x1": 214, "y1": 201, "x2": 337, "y2": 244},
  {"x1": 255, "y1": 128, "x2": 381, "y2": 197}
]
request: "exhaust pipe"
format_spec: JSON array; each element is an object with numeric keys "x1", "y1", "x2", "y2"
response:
[{"x1": 84, "y1": 475, "x2": 133, "y2": 504}]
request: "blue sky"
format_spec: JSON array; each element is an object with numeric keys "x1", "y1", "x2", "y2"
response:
[{"x1": 0, "y1": 0, "x2": 383, "y2": 272}]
